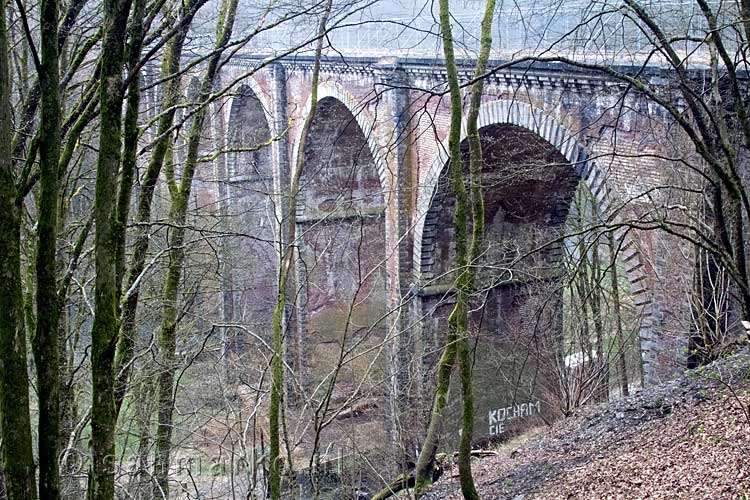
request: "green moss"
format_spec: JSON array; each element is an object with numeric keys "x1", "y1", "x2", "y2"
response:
[
  {"x1": 414, "y1": 1, "x2": 494, "y2": 498},
  {"x1": 307, "y1": 302, "x2": 387, "y2": 389}
]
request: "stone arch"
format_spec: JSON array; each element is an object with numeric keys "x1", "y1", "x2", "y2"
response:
[
  {"x1": 413, "y1": 98, "x2": 657, "y2": 381},
  {"x1": 222, "y1": 82, "x2": 277, "y2": 348},
  {"x1": 290, "y1": 82, "x2": 389, "y2": 196},
  {"x1": 223, "y1": 75, "x2": 274, "y2": 134},
  {"x1": 292, "y1": 87, "x2": 389, "y2": 396},
  {"x1": 226, "y1": 83, "x2": 273, "y2": 180}
]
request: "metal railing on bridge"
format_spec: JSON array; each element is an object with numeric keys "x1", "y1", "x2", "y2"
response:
[{"x1": 229, "y1": 0, "x2": 727, "y2": 67}]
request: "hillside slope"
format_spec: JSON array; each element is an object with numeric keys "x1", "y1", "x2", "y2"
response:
[{"x1": 423, "y1": 349, "x2": 750, "y2": 500}]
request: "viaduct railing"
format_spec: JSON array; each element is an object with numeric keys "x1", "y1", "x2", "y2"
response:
[{"x1": 226, "y1": 0, "x2": 726, "y2": 66}]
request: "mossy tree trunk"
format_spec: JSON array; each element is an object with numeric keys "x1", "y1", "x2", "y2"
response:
[
  {"x1": 113, "y1": 0, "x2": 146, "y2": 306},
  {"x1": 151, "y1": 1, "x2": 238, "y2": 496},
  {"x1": 413, "y1": 1, "x2": 494, "y2": 498},
  {"x1": 0, "y1": 1, "x2": 37, "y2": 497},
  {"x1": 268, "y1": 4, "x2": 331, "y2": 497},
  {"x1": 113, "y1": 0, "x2": 200, "y2": 417},
  {"x1": 10, "y1": 0, "x2": 89, "y2": 165},
  {"x1": 91, "y1": 0, "x2": 133, "y2": 498},
  {"x1": 34, "y1": 0, "x2": 63, "y2": 495},
  {"x1": 455, "y1": 0, "x2": 494, "y2": 497},
  {"x1": 15, "y1": 5, "x2": 100, "y2": 494},
  {"x1": 268, "y1": 3, "x2": 331, "y2": 499}
]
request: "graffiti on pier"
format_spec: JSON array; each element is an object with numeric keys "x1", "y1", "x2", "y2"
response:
[{"x1": 488, "y1": 400, "x2": 541, "y2": 436}]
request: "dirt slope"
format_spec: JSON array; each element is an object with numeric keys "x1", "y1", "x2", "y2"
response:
[{"x1": 422, "y1": 349, "x2": 750, "y2": 500}]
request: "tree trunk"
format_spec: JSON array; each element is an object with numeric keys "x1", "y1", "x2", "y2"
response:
[
  {"x1": 90, "y1": 0, "x2": 133, "y2": 497},
  {"x1": 124, "y1": 376, "x2": 154, "y2": 500},
  {"x1": 414, "y1": 1, "x2": 494, "y2": 497},
  {"x1": 11, "y1": 0, "x2": 90, "y2": 162},
  {"x1": 151, "y1": 1, "x2": 239, "y2": 495},
  {"x1": 268, "y1": 3, "x2": 331, "y2": 498},
  {"x1": 0, "y1": 3, "x2": 37, "y2": 497},
  {"x1": 113, "y1": 0, "x2": 146, "y2": 306},
  {"x1": 114, "y1": 1, "x2": 197, "y2": 416},
  {"x1": 456, "y1": 1, "x2": 494, "y2": 497},
  {"x1": 34, "y1": 0, "x2": 63, "y2": 494},
  {"x1": 413, "y1": 337, "x2": 457, "y2": 496}
]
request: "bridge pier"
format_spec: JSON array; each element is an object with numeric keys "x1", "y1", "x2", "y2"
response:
[
  {"x1": 376, "y1": 59, "x2": 418, "y2": 450},
  {"x1": 210, "y1": 76, "x2": 236, "y2": 368},
  {"x1": 269, "y1": 63, "x2": 310, "y2": 400}
]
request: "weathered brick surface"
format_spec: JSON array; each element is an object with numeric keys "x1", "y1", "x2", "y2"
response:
[{"x1": 201, "y1": 57, "x2": 695, "y2": 399}]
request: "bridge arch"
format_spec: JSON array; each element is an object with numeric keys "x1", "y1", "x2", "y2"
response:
[
  {"x1": 291, "y1": 82, "x2": 389, "y2": 196},
  {"x1": 226, "y1": 82, "x2": 274, "y2": 178},
  {"x1": 223, "y1": 75, "x2": 274, "y2": 132},
  {"x1": 292, "y1": 86, "x2": 389, "y2": 394},
  {"x1": 413, "y1": 99, "x2": 656, "y2": 392},
  {"x1": 222, "y1": 82, "x2": 278, "y2": 348}
]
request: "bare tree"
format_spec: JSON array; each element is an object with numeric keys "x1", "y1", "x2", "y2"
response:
[{"x1": 0, "y1": 0, "x2": 37, "y2": 496}]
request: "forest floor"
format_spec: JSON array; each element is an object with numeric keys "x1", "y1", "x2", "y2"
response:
[{"x1": 422, "y1": 348, "x2": 750, "y2": 500}]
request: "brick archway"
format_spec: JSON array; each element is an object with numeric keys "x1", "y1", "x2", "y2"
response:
[
  {"x1": 221, "y1": 82, "x2": 278, "y2": 348},
  {"x1": 413, "y1": 98, "x2": 657, "y2": 379},
  {"x1": 223, "y1": 76, "x2": 274, "y2": 133},
  {"x1": 291, "y1": 85, "x2": 390, "y2": 395},
  {"x1": 290, "y1": 82, "x2": 389, "y2": 196}
]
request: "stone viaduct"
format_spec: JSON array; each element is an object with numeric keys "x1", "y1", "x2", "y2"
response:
[{"x1": 205, "y1": 54, "x2": 691, "y2": 434}]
